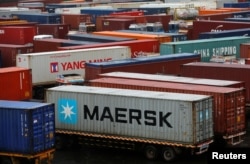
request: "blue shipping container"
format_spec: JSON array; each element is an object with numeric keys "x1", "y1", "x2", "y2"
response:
[
  {"x1": 224, "y1": 17, "x2": 250, "y2": 22},
  {"x1": 0, "y1": 100, "x2": 55, "y2": 154},
  {"x1": 80, "y1": 8, "x2": 126, "y2": 23},
  {"x1": 199, "y1": 28, "x2": 250, "y2": 39},
  {"x1": 224, "y1": 2, "x2": 250, "y2": 8},
  {"x1": 12, "y1": 13, "x2": 61, "y2": 24}
]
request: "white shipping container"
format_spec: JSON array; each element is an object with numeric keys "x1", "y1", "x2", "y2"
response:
[
  {"x1": 46, "y1": 85, "x2": 214, "y2": 146},
  {"x1": 16, "y1": 46, "x2": 131, "y2": 85}
]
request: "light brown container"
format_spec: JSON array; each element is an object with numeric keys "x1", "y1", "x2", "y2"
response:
[{"x1": 88, "y1": 77, "x2": 246, "y2": 146}]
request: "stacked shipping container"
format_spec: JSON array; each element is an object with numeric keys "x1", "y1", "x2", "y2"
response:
[{"x1": 88, "y1": 77, "x2": 246, "y2": 146}]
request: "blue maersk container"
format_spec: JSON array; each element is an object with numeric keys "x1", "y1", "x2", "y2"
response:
[
  {"x1": 12, "y1": 13, "x2": 61, "y2": 24},
  {"x1": 0, "y1": 100, "x2": 55, "y2": 154}
]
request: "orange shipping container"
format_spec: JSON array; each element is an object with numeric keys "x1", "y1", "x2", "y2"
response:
[
  {"x1": 88, "y1": 77, "x2": 246, "y2": 146},
  {"x1": 93, "y1": 31, "x2": 172, "y2": 43},
  {"x1": 0, "y1": 67, "x2": 32, "y2": 101}
]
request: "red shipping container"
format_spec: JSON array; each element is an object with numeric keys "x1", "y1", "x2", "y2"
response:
[
  {"x1": 96, "y1": 15, "x2": 114, "y2": 31},
  {"x1": 180, "y1": 62, "x2": 250, "y2": 105},
  {"x1": 192, "y1": 20, "x2": 250, "y2": 40},
  {"x1": 101, "y1": 18, "x2": 136, "y2": 31},
  {"x1": 99, "y1": 72, "x2": 245, "y2": 89},
  {"x1": 88, "y1": 77, "x2": 246, "y2": 146},
  {"x1": 0, "y1": 44, "x2": 34, "y2": 67},
  {"x1": 0, "y1": 67, "x2": 32, "y2": 100},
  {"x1": 110, "y1": 11, "x2": 144, "y2": 16},
  {"x1": 58, "y1": 39, "x2": 160, "y2": 58},
  {"x1": 240, "y1": 42, "x2": 250, "y2": 58},
  {"x1": 144, "y1": 14, "x2": 173, "y2": 32},
  {"x1": 0, "y1": 26, "x2": 36, "y2": 45},
  {"x1": 245, "y1": 58, "x2": 250, "y2": 64},
  {"x1": 61, "y1": 13, "x2": 92, "y2": 30},
  {"x1": 196, "y1": 12, "x2": 233, "y2": 21},
  {"x1": 36, "y1": 24, "x2": 70, "y2": 39}
]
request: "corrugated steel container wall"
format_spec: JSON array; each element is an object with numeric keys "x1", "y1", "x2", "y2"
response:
[
  {"x1": 180, "y1": 62, "x2": 250, "y2": 105},
  {"x1": 88, "y1": 77, "x2": 246, "y2": 141},
  {"x1": 46, "y1": 85, "x2": 214, "y2": 145},
  {"x1": 0, "y1": 100, "x2": 55, "y2": 154},
  {"x1": 0, "y1": 26, "x2": 36, "y2": 45},
  {"x1": 36, "y1": 24, "x2": 70, "y2": 39},
  {"x1": 99, "y1": 72, "x2": 245, "y2": 88},
  {"x1": 61, "y1": 13, "x2": 92, "y2": 30},
  {"x1": 245, "y1": 58, "x2": 250, "y2": 64},
  {"x1": 240, "y1": 42, "x2": 250, "y2": 58},
  {"x1": 16, "y1": 46, "x2": 131, "y2": 85},
  {"x1": 0, "y1": 44, "x2": 34, "y2": 67},
  {"x1": 192, "y1": 20, "x2": 250, "y2": 40},
  {"x1": 101, "y1": 18, "x2": 136, "y2": 31},
  {"x1": 160, "y1": 36, "x2": 250, "y2": 62},
  {"x1": 57, "y1": 39, "x2": 159, "y2": 58},
  {"x1": 67, "y1": 33, "x2": 135, "y2": 43},
  {"x1": 84, "y1": 53, "x2": 201, "y2": 81},
  {"x1": 12, "y1": 13, "x2": 61, "y2": 24},
  {"x1": 95, "y1": 15, "x2": 114, "y2": 31},
  {"x1": 0, "y1": 67, "x2": 32, "y2": 100},
  {"x1": 144, "y1": 14, "x2": 173, "y2": 32},
  {"x1": 199, "y1": 28, "x2": 250, "y2": 39}
]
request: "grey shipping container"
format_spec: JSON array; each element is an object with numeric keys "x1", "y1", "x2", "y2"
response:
[
  {"x1": 46, "y1": 85, "x2": 214, "y2": 162},
  {"x1": 0, "y1": 100, "x2": 55, "y2": 154},
  {"x1": 160, "y1": 36, "x2": 250, "y2": 62}
]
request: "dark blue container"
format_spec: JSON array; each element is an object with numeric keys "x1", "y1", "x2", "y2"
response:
[
  {"x1": 0, "y1": 100, "x2": 55, "y2": 154},
  {"x1": 67, "y1": 33, "x2": 135, "y2": 43},
  {"x1": 119, "y1": 7, "x2": 169, "y2": 15},
  {"x1": 224, "y1": 17, "x2": 250, "y2": 22},
  {"x1": 224, "y1": 2, "x2": 250, "y2": 8},
  {"x1": 80, "y1": 8, "x2": 126, "y2": 23},
  {"x1": 199, "y1": 28, "x2": 250, "y2": 39},
  {"x1": 12, "y1": 13, "x2": 61, "y2": 24},
  {"x1": 86, "y1": 53, "x2": 199, "y2": 68}
]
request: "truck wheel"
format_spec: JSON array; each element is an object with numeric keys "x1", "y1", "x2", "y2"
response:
[
  {"x1": 144, "y1": 145, "x2": 158, "y2": 160},
  {"x1": 162, "y1": 146, "x2": 176, "y2": 162}
]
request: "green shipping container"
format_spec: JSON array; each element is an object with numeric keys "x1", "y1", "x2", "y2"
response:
[{"x1": 160, "y1": 36, "x2": 250, "y2": 62}]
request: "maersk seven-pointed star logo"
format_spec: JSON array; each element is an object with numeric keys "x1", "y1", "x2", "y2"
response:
[{"x1": 58, "y1": 99, "x2": 77, "y2": 124}]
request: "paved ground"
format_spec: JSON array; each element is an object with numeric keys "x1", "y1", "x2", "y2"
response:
[{"x1": 52, "y1": 117, "x2": 250, "y2": 164}]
